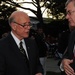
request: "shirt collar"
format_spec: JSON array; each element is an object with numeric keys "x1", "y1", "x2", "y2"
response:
[{"x1": 11, "y1": 31, "x2": 24, "y2": 47}]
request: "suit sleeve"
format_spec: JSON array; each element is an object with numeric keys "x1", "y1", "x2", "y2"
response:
[
  {"x1": 59, "y1": 31, "x2": 75, "y2": 72},
  {"x1": 33, "y1": 39, "x2": 44, "y2": 74}
]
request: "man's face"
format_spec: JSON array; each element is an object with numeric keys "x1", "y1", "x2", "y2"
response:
[
  {"x1": 66, "y1": 1, "x2": 75, "y2": 29},
  {"x1": 11, "y1": 13, "x2": 31, "y2": 40}
]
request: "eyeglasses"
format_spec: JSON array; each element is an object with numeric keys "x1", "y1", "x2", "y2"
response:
[
  {"x1": 13, "y1": 21, "x2": 32, "y2": 28},
  {"x1": 66, "y1": 10, "x2": 75, "y2": 15}
]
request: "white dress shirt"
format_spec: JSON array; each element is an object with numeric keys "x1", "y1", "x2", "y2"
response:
[{"x1": 11, "y1": 32, "x2": 29, "y2": 58}]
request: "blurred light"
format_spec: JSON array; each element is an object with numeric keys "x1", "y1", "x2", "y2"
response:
[{"x1": 50, "y1": 15, "x2": 53, "y2": 18}]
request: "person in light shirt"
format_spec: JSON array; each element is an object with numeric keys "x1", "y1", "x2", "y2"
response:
[{"x1": 0, "y1": 11, "x2": 43, "y2": 75}]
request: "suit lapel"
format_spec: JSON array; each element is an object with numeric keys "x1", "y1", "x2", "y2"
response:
[{"x1": 7, "y1": 33, "x2": 26, "y2": 60}]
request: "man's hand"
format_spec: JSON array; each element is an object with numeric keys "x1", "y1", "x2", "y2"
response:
[
  {"x1": 62, "y1": 59, "x2": 75, "y2": 75},
  {"x1": 35, "y1": 73, "x2": 43, "y2": 75}
]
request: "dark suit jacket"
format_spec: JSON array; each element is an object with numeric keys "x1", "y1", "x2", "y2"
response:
[
  {"x1": 62, "y1": 30, "x2": 75, "y2": 75},
  {"x1": 0, "y1": 33, "x2": 43, "y2": 75},
  {"x1": 63, "y1": 30, "x2": 75, "y2": 59}
]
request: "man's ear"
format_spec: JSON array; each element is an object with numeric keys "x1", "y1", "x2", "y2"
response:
[
  {"x1": 13, "y1": 25, "x2": 16, "y2": 30},
  {"x1": 11, "y1": 23, "x2": 16, "y2": 30}
]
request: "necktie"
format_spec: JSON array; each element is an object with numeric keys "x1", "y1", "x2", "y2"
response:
[
  {"x1": 19, "y1": 41, "x2": 30, "y2": 73},
  {"x1": 19, "y1": 41, "x2": 29, "y2": 66},
  {"x1": 19, "y1": 41, "x2": 26, "y2": 55}
]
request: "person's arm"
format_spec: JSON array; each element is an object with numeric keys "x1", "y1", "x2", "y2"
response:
[
  {"x1": 35, "y1": 48, "x2": 44, "y2": 75},
  {"x1": 61, "y1": 58, "x2": 75, "y2": 75},
  {"x1": 35, "y1": 60, "x2": 44, "y2": 75},
  {"x1": 32, "y1": 39, "x2": 44, "y2": 75},
  {"x1": 60, "y1": 30, "x2": 75, "y2": 75},
  {"x1": 60, "y1": 47, "x2": 73, "y2": 73},
  {"x1": 60, "y1": 48, "x2": 74, "y2": 75}
]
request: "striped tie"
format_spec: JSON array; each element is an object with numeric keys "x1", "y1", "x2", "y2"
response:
[{"x1": 19, "y1": 41, "x2": 30, "y2": 73}]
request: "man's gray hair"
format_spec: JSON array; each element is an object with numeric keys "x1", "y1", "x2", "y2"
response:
[
  {"x1": 8, "y1": 17, "x2": 14, "y2": 25},
  {"x1": 65, "y1": 0, "x2": 75, "y2": 7}
]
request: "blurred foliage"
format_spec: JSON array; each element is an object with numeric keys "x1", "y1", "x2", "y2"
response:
[
  {"x1": 0, "y1": 1, "x2": 16, "y2": 20},
  {"x1": 0, "y1": 1, "x2": 16, "y2": 37},
  {"x1": 0, "y1": 0, "x2": 68, "y2": 38},
  {"x1": 45, "y1": 0, "x2": 66, "y2": 20},
  {"x1": 0, "y1": 0, "x2": 67, "y2": 22}
]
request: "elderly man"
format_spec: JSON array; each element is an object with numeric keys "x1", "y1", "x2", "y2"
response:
[
  {"x1": 61, "y1": 0, "x2": 75, "y2": 75},
  {"x1": 0, "y1": 11, "x2": 43, "y2": 75}
]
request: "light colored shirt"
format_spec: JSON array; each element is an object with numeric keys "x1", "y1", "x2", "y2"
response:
[
  {"x1": 60, "y1": 62, "x2": 64, "y2": 71},
  {"x1": 11, "y1": 32, "x2": 29, "y2": 58}
]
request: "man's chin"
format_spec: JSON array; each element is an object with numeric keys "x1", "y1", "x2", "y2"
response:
[{"x1": 24, "y1": 35, "x2": 29, "y2": 38}]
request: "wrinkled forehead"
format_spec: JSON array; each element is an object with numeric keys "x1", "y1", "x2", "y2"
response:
[
  {"x1": 15, "y1": 13, "x2": 30, "y2": 22},
  {"x1": 15, "y1": 14, "x2": 30, "y2": 22}
]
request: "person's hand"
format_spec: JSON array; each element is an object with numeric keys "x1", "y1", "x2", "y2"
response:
[
  {"x1": 35, "y1": 73, "x2": 43, "y2": 75},
  {"x1": 62, "y1": 59, "x2": 75, "y2": 75}
]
